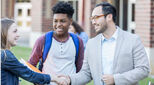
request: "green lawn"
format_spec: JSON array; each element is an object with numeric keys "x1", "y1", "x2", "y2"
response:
[{"x1": 11, "y1": 46, "x2": 154, "y2": 85}]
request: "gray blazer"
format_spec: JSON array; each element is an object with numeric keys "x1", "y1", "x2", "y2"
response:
[{"x1": 70, "y1": 28, "x2": 150, "y2": 85}]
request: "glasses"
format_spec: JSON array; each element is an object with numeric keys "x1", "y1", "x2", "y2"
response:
[{"x1": 90, "y1": 14, "x2": 106, "y2": 21}]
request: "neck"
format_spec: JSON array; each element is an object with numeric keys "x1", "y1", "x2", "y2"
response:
[
  {"x1": 6, "y1": 43, "x2": 11, "y2": 50},
  {"x1": 53, "y1": 32, "x2": 69, "y2": 42},
  {"x1": 103, "y1": 24, "x2": 116, "y2": 39}
]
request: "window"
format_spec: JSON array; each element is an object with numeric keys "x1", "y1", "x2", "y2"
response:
[
  {"x1": 128, "y1": 0, "x2": 136, "y2": 33},
  {"x1": 26, "y1": 0, "x2": 30, "y2": 2},
  {"x1": 18, "y1": 9, "x2": 22, "y2": 16},
  {"x1": 58, "y1": 0, "x2": 78, "y2": 21},
  {"x1": 27, "y1": 21, "x2": 31, "y2": 27},
  {"x1": 17, "y1": 21, "x2": 22, "y2": 26},
  {"x1": 27, "y1": 9, "x2": 31, "y2": 16},
  {"x1": 75, "y1": 1, "x2": 78, "y2": 21},
  {"x1": 68, "y1": 1, "x2": 73, "y2": 5},
  {"x1": 16, "y1": 0, "x2": 30, "y2": 2},
  {"x1": 16, "y1": 0, "x2": 22, "y2": 2},
  {"x1": 67, "y1": 0, "x2": 78, "y2": 21},
  {"x1": 132, "y1": 4, "x2": 135, "y2": 21}
]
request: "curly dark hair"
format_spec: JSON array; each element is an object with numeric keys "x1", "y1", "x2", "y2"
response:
[
  {"x1": 96, "y1": 2, "x2": 116, "y2": 23},
  {"x1": 52, "y1": 1, "x2": 74, "y2": 18}
]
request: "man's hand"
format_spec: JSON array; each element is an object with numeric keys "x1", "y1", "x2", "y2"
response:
[
  {"x1": 58, "y1": 75, "x2": 70, "y2": 85},
  {"x1": 102, "y1": 74, "x2": 115, "y2": 85},
  {"x1": 51, "y1": 74, "x2": 68, "y2": 85}
]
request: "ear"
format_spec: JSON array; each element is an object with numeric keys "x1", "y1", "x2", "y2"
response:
[
  {"x1": 69, "y1": 18, "x2": 73, "y2": 25},
  {"x1": 106, "y1": 14, "x2": 113, "y2": 22}
]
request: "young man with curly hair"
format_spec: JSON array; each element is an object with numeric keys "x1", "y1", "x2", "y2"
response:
[{"x1": 28, "y1": 2, "x2": 84, "y2": 85}]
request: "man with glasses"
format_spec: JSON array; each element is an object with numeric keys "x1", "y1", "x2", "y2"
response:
[{"x1": 60, "y1": 2, "x2": 150, "y2": 85}]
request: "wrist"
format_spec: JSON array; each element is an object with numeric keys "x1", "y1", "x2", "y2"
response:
[{"x1": 51, "y1": 75, "x2": 58, "y2": 82}]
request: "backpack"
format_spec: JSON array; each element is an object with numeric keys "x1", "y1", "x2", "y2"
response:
[{"x1": 39, "y1": 31, "x2": 79, "y2": 71}]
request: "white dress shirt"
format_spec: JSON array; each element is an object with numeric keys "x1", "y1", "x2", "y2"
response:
[{"x1": 101, "y1": 28, "x2": 118, "y2": 85}]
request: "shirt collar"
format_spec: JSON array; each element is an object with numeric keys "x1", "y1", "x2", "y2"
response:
[{"x1": 101, "y1": 26, "x2": 119, "y2": 41}]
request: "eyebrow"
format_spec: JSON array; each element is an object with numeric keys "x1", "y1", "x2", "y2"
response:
[
  {"x1": 11, "y1": 26, "x2": 17, "y2": 28},
  {"x1": 92, "y1": 14, "x2": 103, "y2": 16},
  {"x1": 54, "y1": 17, "x2": 67, "y2": 19}
]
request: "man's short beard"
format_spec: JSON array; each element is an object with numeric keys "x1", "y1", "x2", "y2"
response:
[{"x1": 96, "y1": 25, "x2": 107, "y2": 35}]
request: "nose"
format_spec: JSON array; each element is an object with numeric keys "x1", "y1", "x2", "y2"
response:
[
  {"x1": 92, "y1": 19, "x2": 96, "y2": 25},
  {"x1": 16, "y1": 32, "x2": 20, "y2": 38},
  {"x1": 57, "y1": 22, "x2": 62, "y2": 27}
]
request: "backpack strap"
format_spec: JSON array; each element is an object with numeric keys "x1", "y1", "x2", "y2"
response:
[
  {"x1": 42, "y1": 31, "x2": 54, "y2": 62},
  {"x1": 39, "y1": 32, "x2": 79, "y2": 71},
  {"x1": 39, "y1": 31, "x2": 53, "y2": 71},
  {"x1": 69, "y1": 33, "x2": 79, "y2": 63}
]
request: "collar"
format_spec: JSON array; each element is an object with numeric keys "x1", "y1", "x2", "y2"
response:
[{"x1": 101, "y1": 26, "x2": 119, "y2": 41}]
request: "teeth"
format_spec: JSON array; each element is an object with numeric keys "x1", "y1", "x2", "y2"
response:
[{"x1": 57, "y1": 28, "x2": 62, "y2": 30}]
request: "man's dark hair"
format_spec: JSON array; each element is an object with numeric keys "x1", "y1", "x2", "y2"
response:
[
  {"x1": 96, "y1": 2, "x2": 116, "y2": 23},
  {"x1": 52, "y1": 1, "x2": 74, "y2": 18}
]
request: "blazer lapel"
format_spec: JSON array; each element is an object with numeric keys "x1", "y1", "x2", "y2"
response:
[
  {"x1": 113, "y1": 29, "x2": 123, "y2": 73},
  {"x1": 94, "y1": 34, "x2": 103, "y2": 81}
]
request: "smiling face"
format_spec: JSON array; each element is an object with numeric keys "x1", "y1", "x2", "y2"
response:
[
  {"x1": 68, "y1": 25, "x2": 76, "y2": 33},
  {"x1": 53, "y1": 14, "x2": 72, "y2": 36},
  {"x1": 7, "y1": 23, "x2": 20, "y2": 47},
  {"x1": 91, "y1": 6, "x2": 108, "y2": 34}
]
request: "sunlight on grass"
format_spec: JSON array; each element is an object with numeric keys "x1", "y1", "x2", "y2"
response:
[{"x1": 11, "y1": 46, "x2": 32, "y2": 60}]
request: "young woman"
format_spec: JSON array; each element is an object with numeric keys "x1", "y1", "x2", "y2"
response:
[
  {"x1": 69, "y1": 21, "x2": 88, "y2": 48},
  {"x1": 1, "y1": 18, "x2": 65, "y2": 85}
]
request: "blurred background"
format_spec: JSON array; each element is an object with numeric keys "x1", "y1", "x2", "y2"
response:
[{"x1": 1, "y1": 0, "x2": 154, "y2": 85}]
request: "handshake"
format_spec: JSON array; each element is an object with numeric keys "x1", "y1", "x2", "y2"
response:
[{"x1": 51, "y1": 74, "x2": 71, "y2": 85}]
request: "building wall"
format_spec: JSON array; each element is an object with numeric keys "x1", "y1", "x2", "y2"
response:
[
  {"x1": 1, "y1": 0, "x2": 15, "y2": 18},
  {"x1": 150, "y1": 0, "x2": 154, "y2": 75},
  {"x1": 31, "y1": 0, "x2": 57, "y2": 32},
  {"x1": 31, "y1": 0, "x2": 42, "y2": 32},
  {"x1": 42, "y1": 0, "x2": 57, "y2": 32},
  {"x1": 136, "y1": 0, "x2": 154, "y2": 74},
  {"x1": 151, "y1": 0, "x2": 154, "y2": 47},
  {"x1": 136, "y1": 0, "x2": 151, "y2": 47},
  {"x1": 30, "y1": 0, "x2": 58, "y2": 47},
  {"x1": 30, "y1": 0, "x2": 43, "y2": 47},
  {"x1": 14, "y1": 2, "x2": 32, "y2": 46},
  {"x1": 14, "y1": 3, "x2": 32, "y2": 31}
]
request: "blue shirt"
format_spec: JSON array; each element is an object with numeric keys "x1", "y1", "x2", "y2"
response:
[
  {"x1": 101, "y1": 28, "x2": 118, "y2": 84},
  {"x1": 77, "y1": 32, "x2": 88, "y2": 48}
]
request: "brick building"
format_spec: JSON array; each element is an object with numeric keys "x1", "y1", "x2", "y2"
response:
[
  {"x1": 30, "y1": 0, "x2": 57, "y2": 47},
  {"x1": 2, "y1": 0, "x2": 32, "y2": 46},
  {"x1": 135, "y1": 0, "x2": 154, "y2": 75},
  {"x1": 1, "y1": 0, "x2": 15, "y2": 18}
]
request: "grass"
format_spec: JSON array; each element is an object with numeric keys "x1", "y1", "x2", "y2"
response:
[{"x1": 11, "y1": 46, "x2": 154, "y2": 85}]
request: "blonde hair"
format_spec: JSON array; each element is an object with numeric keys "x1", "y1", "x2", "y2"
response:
[{"x1": 1, "y1": 18, "x2": 15, "y2": 49}]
